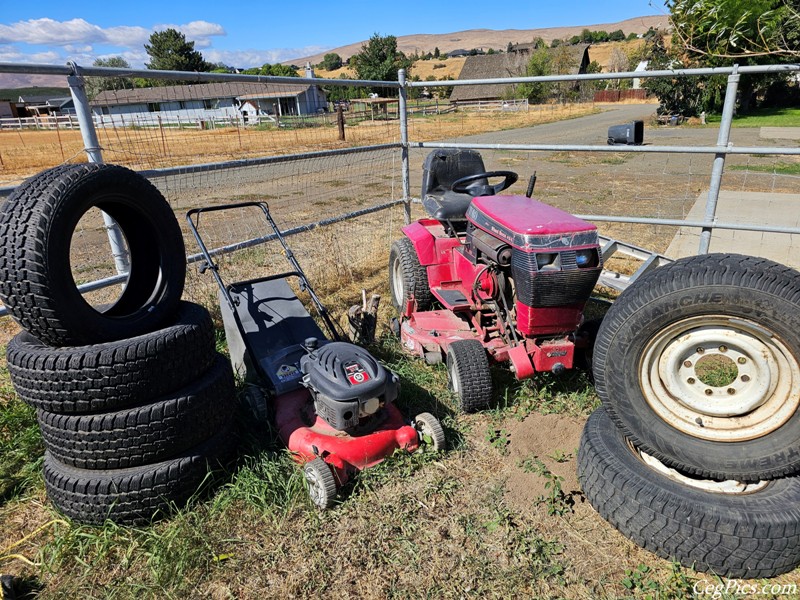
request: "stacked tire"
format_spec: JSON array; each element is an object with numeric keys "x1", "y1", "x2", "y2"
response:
[
  {"x1": 579, "y1": 254, "x2": 800, "y2": 578},
  {"x1": 0, "y1": 163, "x2": 238, "y2": 525}
]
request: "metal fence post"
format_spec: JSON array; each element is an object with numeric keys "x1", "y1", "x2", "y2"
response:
[
  {"x1": 398, "y1": 68, "x2": 411, "y2": 224},
  {"x1": 699, "y1": 64, "x2": 739, "y2": 254},
  {"x1": 67, "y1": 61, "x2": 131, "y2": 276}
]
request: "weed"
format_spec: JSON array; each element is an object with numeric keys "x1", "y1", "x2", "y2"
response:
[
  {"x1": 547, "y1": 449, "x2": 572, "y2": 463},
  {"x1": 485, "y1": 427, "x2": 510, "y2": 455},
  {"x1": 518, "y1": 455, "x2": 573, "y2": 516},
  {"x1": 620, "y1": 562, "x2": 695, "y2": 599}
]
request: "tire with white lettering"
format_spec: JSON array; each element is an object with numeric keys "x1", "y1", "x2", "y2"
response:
[
  {"x1": 0, "y1": 163, "x2": 186, "y2": 346},
  {"x1": 578, "y1": 407, "x2": 800, "y2": 579},
  {"x1": 593, "y1": 254, "x2": 800, "y2": 482}
]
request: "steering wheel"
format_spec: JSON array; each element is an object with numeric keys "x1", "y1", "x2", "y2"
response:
[{"x1": 451, "y1": 171, "x2": 519, "y2": 197}]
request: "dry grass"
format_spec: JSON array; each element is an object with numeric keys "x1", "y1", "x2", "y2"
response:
[{"x1": 0, "y1": 103, "x2": 596, "y2": 187}]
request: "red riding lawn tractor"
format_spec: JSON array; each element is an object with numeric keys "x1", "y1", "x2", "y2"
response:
[{"x1": 390, "y1": 149, "x2": 603, "y2": 411}]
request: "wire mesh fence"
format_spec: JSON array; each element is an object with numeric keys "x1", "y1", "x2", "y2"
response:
[{"x1": 2, "y1": 61, "x2": 800, "y2": 317}]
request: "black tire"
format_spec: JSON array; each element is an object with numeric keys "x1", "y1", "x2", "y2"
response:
[
  {"x1": 573, "y1": 317, "x2": 603, "y2": 374},
  {"x1": 389, "y1": 237, "x2": 432, "y2": 313},
  {"x1": 0, "y1": 163, "x2": 186, "y2": 346},
  {"x1": 304, "y1": 457, "x2": 337, "y2": 510},
  {"x1": 37, "y1": 355, "x2": 235, "y2": 470},
  {"x1": 578, "y1": 407, "x2": 800, "y2": 579},
  {"x1": 43, "y1": 423, "x2": 238, "y2": 525},
  {"x1": 6, "y1": 301, "x2": 215, "y2": 414},
  {"x1": 594, "y1": 254, "x2": 800, "y2": 481},
  {"x1": 446, "y1": 339, "x2": 492, "y2": 412}
]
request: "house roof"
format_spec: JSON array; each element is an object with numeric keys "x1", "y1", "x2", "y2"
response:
[
  {"x1": 91, "y1": 82, "x2": 314, "y2": 106},
  {"x1": 449, "y1": 44, "x2": 590, "y2": 102}
]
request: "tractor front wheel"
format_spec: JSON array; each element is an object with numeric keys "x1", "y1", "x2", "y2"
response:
[{"x1": 446, "y1": 340, "x2": 492, "y2": 412}]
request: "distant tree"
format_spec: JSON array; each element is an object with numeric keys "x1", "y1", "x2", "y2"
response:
[
  {"x1": 506, "y1": 41, "x2": 514, "y2": 52},
  {"x1": 209, "y1": 62, "x2": 235, "y2": 73},
  {"x1": 350, "y1": 33, "x2": 412, "y2": 91},
  {"x1": 580, "y1": 28, "x2": 593, "y2": 43},
  {"x1": 607, "y1": 46, "x2": 632, "y2": 89},
  {"x1": 516, "y1": 47, "x2": 552, "y2": 103},
  {"x1": 626, "y1": 32, "x2": 640, "y2": 41},
  {"x1": 532, "y1": 37, "x2": 547, "y2": 49},
  {"x1": 592, "y1": 30, "x2": 610, "y2": 43},
  {"x1": 242, "y1": 63, "x2": 299, "y2": 77},
  {"x1": 144, "y1": 28, "x2": 210, "y2": 73},
  {"x1": 86, "y1": 57, "x2": 132, "y2": 99},
  {"x1": 551, "y1": 38, "x2": 563, "y2": 48},
  {"x1": 320, "y1": 53, "x2": 343, "y2": 71},
  {"x1": 569, "y1": 35, "x2": 582, "y2": 45},
  {"x1": 609, "y1": 29, "x2": 626, "y2": 42},
  {"x1": 433, "y1": 47, "x2": 440, "y2": 58},
  {"x1": 487, "y1": 48, "x2": 496, "y2": 55}
]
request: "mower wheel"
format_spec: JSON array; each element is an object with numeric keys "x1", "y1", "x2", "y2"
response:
[
  {"x1": 579, "y1": 407, "x2": 800, "y2": 579},
  {"x1": 446, "y1": 340, "x2": 492, "y2": 412},
  {"x1": 389, "y1": 238, "x2": 432, "y2": 313},
  {"x1": 6, "y1": 301, "x2": 215, "y2": 414},
  {"x1": 594, "y1": 253, "x2": 800, "y2": 482},
  {"x1": 37, "y1": 355, "x2": 235, "y2": 470},
  {"x1": 414, "y1": 412, "x2": 446, "y2": 452},
  {"x1": 43, "y1": 422, "x2": 238, "y2": 525},
  {"x1": 0, "y1": 163, "x2": 186, "y2": 346},
  {"x1": 304, "y1": 458, "x2": 337, "y2": 510},
  {"x1": 242, "y1": 385, "x2": 270, "y2": 422}
]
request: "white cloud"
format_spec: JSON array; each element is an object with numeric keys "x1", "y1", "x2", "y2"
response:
[
  {"x1": 204, "y1": 46, "x2": 331, "y2": 68},
  {"x1": 0, "y1": 18, "x2": 225, "y2": 49}
]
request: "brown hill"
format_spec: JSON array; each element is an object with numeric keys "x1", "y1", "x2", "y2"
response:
[{"x1": 285, "y1": 15, "x2": 668, "y2": 66}]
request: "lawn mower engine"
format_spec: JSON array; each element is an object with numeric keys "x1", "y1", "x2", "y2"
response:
[
  {"x1": 300, "y1": 338, "x2": 399, "y2": 432},
  {"x1": 463, "y1": 194, "x2": 603, "y2": 375}
]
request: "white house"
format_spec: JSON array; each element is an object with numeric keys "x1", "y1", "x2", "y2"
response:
[{"x1": 91, "y1": 80, "x2": 327, "y2": 126}]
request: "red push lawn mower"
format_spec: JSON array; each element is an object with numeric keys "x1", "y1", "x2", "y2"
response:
[
  {"x1": 390, "y1": 149, "x2": 603, "y2": 411},
  {"x1": 188, "y1": 202, "x2": 444, "y2": 509}
]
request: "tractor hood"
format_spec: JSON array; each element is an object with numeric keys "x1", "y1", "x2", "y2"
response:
[{"x1": 466, "y1": 195, "x2": 598, "y2": 251}]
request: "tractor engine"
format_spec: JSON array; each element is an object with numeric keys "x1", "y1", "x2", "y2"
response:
[
  {"x1": 464, "y1": 195, "x2": 602, "y2": 337},
  {"x1": 300, "y1": 339, "x2": 399, "y2": 432}
]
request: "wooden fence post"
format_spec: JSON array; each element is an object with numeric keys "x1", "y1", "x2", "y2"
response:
[{"x1": 336, "y1": 105, "x2": 345, "y2": 141}]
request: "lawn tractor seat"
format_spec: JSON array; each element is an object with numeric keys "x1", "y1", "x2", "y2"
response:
[{"x1": 421, "y1": 149, "x2": 489, "y2": 222}]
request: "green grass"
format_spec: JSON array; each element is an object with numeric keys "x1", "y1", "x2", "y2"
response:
[
  {"x1": 706, "y1": 107, "x2": 800, "y2": 128},
  {"x1": 0, "y1": 352, "x2": 44, "y2": 503},
  {"x1": 728, "y1": 162, "x2": 800, "y2": 175}
]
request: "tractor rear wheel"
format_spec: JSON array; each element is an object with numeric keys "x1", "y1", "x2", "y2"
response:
[
  {"x1": 389, "y1": 238, "x2": 432, "y2": 313},
  {"x1": 446, "y1": 340, "x2": 492, "y2": 412}
]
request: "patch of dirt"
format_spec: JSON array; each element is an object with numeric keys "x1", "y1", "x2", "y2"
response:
[{"x1": 501, "y1": 413, "x2": 585, "y2": 512}]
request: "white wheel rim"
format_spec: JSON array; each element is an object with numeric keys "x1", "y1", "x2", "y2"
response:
[
  {"x1": 630, "y1": 441, "x2": 769, "y2": 494},
  {"x1": 305, "y1": 466, "x2": 326, "y2": 506},
  {"x1": 391, "y1": 256, "x2": 405, "y2": 306},
  {"x1": 639, "y1": 316, "x2": 800, "y2": 442},
  {"x1": 448, "y1": 360, "x2": 461, "y2": 394}
]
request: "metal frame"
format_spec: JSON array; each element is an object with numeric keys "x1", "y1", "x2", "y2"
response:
[{"x1": 0, "y1": 59, "x2": 798, "y2": 310}]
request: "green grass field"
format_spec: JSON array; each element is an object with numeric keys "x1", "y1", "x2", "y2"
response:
[{"x1": 707, "y1": 107, "x2": 800, "y2": 128}]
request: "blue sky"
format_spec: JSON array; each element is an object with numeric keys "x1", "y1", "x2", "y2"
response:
[{"x1": 0, "y1": 0, "x2": 663, "y2": 68}]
